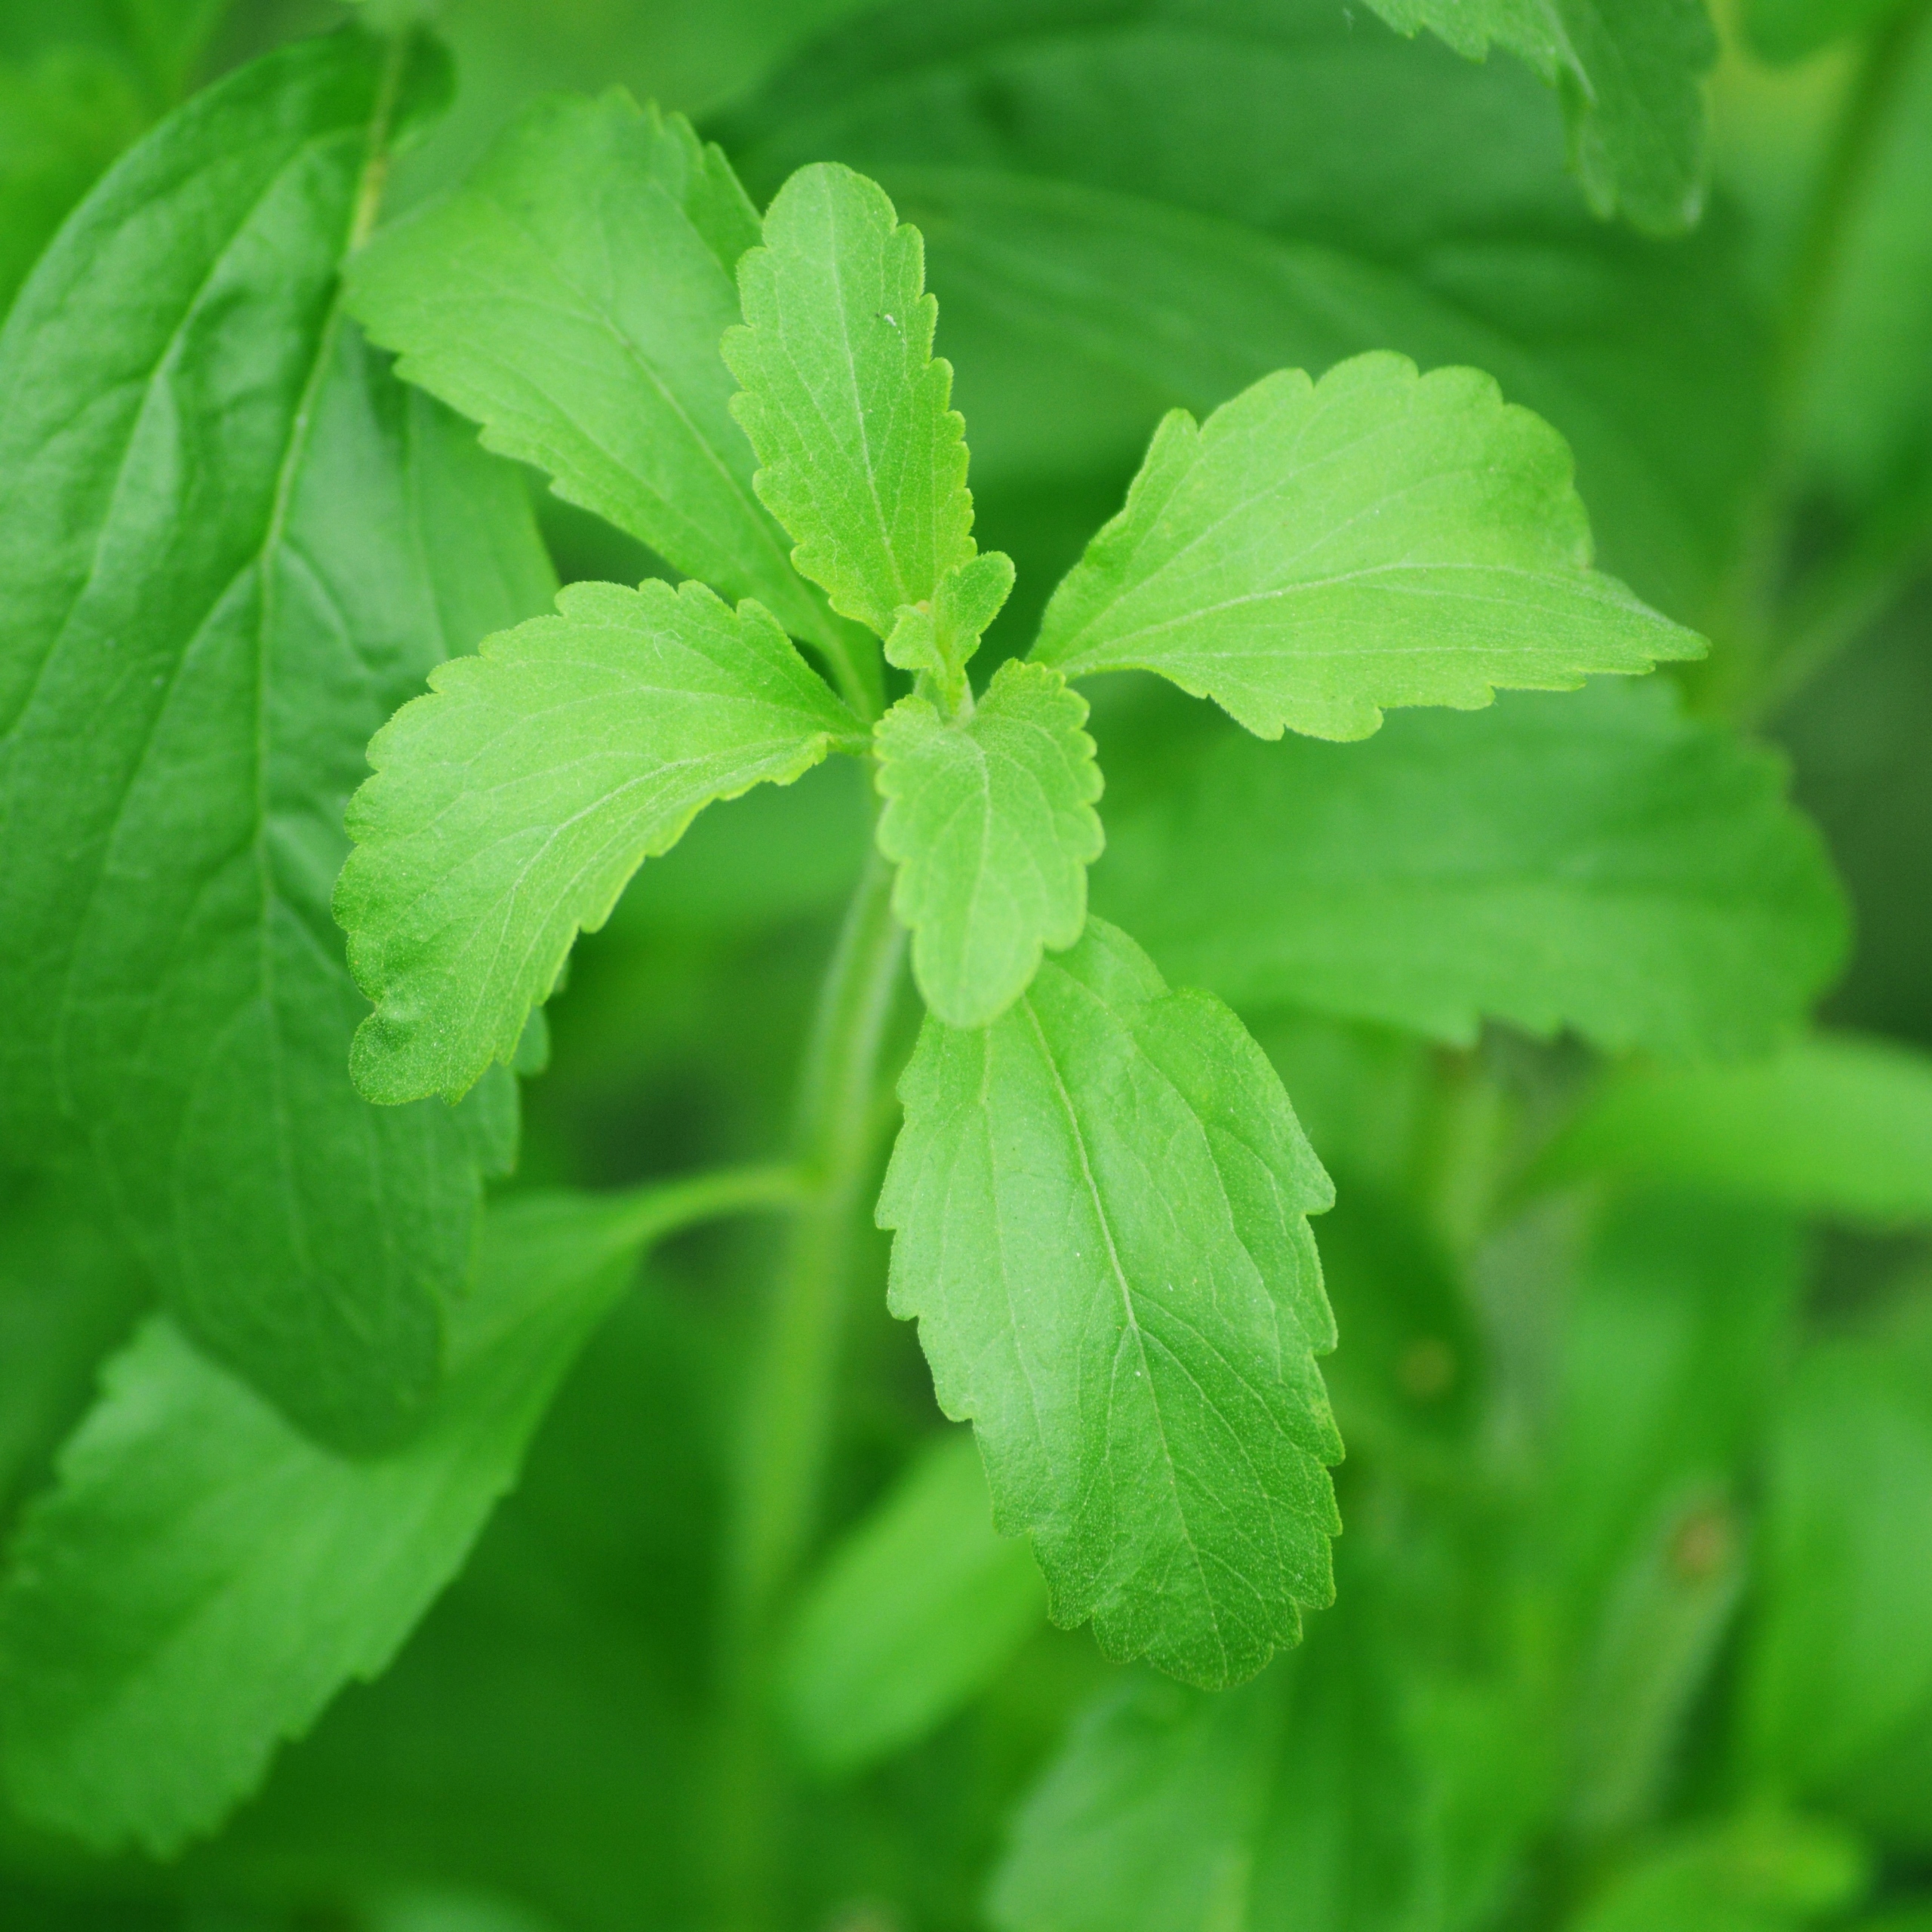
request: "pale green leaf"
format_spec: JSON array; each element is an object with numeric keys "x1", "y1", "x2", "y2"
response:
[
  {"x1": 884, "y1": 548, "x2": 1015, "y2": 703},
  {"x1": 0, "y1": 32, "x2": 551, "y2": 1451},
  {"x1": 1094, "y1": 678, "x2": 1845, "y2": 1060},
  {"x1": 875, "y1": 660, "x2": 1103, "y2": 1029},
  {"x1": 1365, "y1": 0, "x2": 1716, "y2": 233},
  {"x1": 0, "y1": 1181, "x2": 751, "y2": 1857},
  {"x1": 724, "y1": 162, "x2": 976, "y2": 637},
  {"x1": 1032, "y1": 353, "x2": 1700, "y2": 743},
  {"x1": 337, "y1": 577, "x2": 860, "y2": 1106},
  {"x1": 878, "y1": 918, "x2": 1340, "y2": 1690},
  {"x1": 779, "y1": 1430, "x2": 1045, "y2": 1778},
  {"x1": 1745, "y1": 1300, "x2": 1932, "y2": 1801},
  {"x1": 343, "y1": 91, "x2": 855, "y2": 671},
  {"x1": 1543, "y1": 1035, "x2": 1932, "y2": 1226}
]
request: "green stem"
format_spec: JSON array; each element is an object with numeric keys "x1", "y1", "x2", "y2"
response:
[
  {"x1": 597, "y1": 1162, "x2": 806, "y2": 1254},
  {"x1": 712, "y1": 834, "x2": 906, "y2": 1929},
  {"x1": 1716, "y1": 0, "x2": 1932, "y2": 716}
]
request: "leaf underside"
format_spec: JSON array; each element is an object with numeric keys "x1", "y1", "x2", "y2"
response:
[{"x1": 878, "y1": 918, "x2": 1341, "y2": 1690}]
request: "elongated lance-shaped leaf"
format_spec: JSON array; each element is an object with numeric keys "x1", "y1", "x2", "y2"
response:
[
  {"x1": 0, "y1": 32, "x2": 553, "y2": 1451},
  {"x1": 724, "y1": 162, "x2": 977, "y2": 638},
  {"x1": 1095, "y1": 679, "x2": 1845, "y2": 1060},
  {"x1": 875, "y1": 660, "x2": 1103, "y2": 1029},
  {"x1": 343, "y1": 92, "x2": 863, "y2": 680},
  {"x1": 0, "y1": 1178, "x2": 785, "y2": 1858},
  {"x1": 780, "y1": 1431, "x2": 1045, "y2": 1778},
  {"x1": 1032, "y1": 352, "x2": 1701, "y2": 743},
  {"x1": 1365, "y1": 0, "x2": 1716, "y2": 234},
  {"x1": 337, "y1": 579, "x2": 861, "y2": 1106},
  {"x1": 878, "y1": 918, "x2": 1341, "y2": 1690}
]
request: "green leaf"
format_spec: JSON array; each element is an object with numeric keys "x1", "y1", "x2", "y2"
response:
[
  {"x1": 343, "y1": 91, "x2": 859, "y2": 682},
  {"x1": 718, "y1": 0, "x2": 1767, "y2": 623},
  {"x1": 884, "y1": 548, "x2": 1015, "y2": 704},
  {"x1": 1094, "y1": 678, "x2": 1846, "y2": 1060},
  {"x1": 989, "y1": 1594, "x2": 1423, "y2": 1932},
  {"x1": 875, "y1": 660, "x2": 1103, "y2": 1028},
  {"x1": 337, "y1": 577, "x2": 859, "y2": 1107},
  {"x1": 1745, "y1": 0, "x2": 1915, "y2": 62},
  {"x1": 1568, "y1": 1817, "x2": 1868, "y2": 1932},
  {"x1": 724, "y1": 162, "x2": 977, "y2": 638},
  {"x1": 878, "y1": 918, "x2": 1340, "y2": 1690},
  {"x1": 1745, "y1": 1298, "x2": 1932, "y2": 1808},
  {"x1": 0, "y1": 32, "x2": 554, "y2": 1451},
  {"x1": 778, "y1": 1430, "x2": 1046, "y2": 1778},
  {"x1": 1032, "y1": 354, "x2": 1700, "y2": 743},
  {"x1": 0, "y1": 1177, "x2": 779, "y2": 1858},
  {"x1": 1364, "y1": 1, "x2": 1716, "y2": 234},
  {"x1": 1542, "y1": 1035, "x2": 1932, "y2": 1226}
]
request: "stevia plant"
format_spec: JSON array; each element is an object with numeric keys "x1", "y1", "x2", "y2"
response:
[{"x1": 2, "y1": 3, "x2": 1930, "y2": 1930}]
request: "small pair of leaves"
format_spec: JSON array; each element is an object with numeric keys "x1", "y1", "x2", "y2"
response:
[
  {"x1": 0, "y1": 29, "x2": 552, "y2": 1450},
  {"x1": 0, "y1": 1175, "x2": 784, "y2": 1859},
  {"x1": 880, "y1": 918, "x2": 1340, "y2": 1690},
  {"x1": 1365, "y1": 0, "x2": 1718, "y2": 234},
  {"x1": 337, "y1": 578, "x2": 860, "y2": 1106}
]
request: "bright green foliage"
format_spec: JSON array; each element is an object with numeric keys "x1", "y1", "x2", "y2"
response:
[
  {"x1": 0, "y1": 1183, "x2": 725, "y2": 1857},
  {"x1": 884, "y1": 549, "x2": 1016, "y2": 706},
  {"x1": 875, "y1": 661, "x2": 1103, "y2": 1028},
  {"x1": 343, "y1": 93, "x2": 851, "y2": 669},
  {"x1": 1746, "y1": 1303, "x2": 1932, "y2": 1806},
  {"x1": 990, "y1": 1599, "x2": 1421, "y2": 1932},
  {"x1": 779, "y1": 1430, "x2": 1046, "y2": 1777},
  {"x1": 725, "y1": 162, "x2": 977, "y2": 640},
  {"x1": 1544, "y1": 1035, "x2": 1932, "y2": 1226},
  {"x1": 1568, "y1": 1816, "x2": 1867, "y2": 1932},
  {"x1": 1095, "y1": 680, "x2": 1846, "y2": 1059},
  {"x1": 1032, "y1": 355, "x2": 1700, "y2": 743},
  {"x1": 0, "y1": 31, "x2": 552, "y2": 1451},
  {"x1": 1365, "y1": 1, "x2": 1716, "y2": 233},
  {"x1": 337, "y1": 579, "x2": 859, "y2": 1106},
  {"x1": 878, "y1": 918, "x2": 1340, "y2": 1690},
  {"x1": 718, "y1": 0, "x2": 1766, "y2": 624}
]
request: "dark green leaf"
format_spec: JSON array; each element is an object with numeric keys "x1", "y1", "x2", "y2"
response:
[
  {"x1": 0, "y1": 1180, "x2": 771, "y2": 1858},
  {"x1": 1094, "y1": 678, "x2": 1845, "y2": 1059},
  {"x1": 878, "y1": 917, "x2": 1340, "y2": 1689},
  {"x1": 1366, "y1": 0, "x2": 1717, "y2": 233},
  {"x1": 0, "y1": 32, "x2": 555, "y2": 1449},
  {"x1": 337, "y1": 577, "x2": 859, "y2": 1106}
]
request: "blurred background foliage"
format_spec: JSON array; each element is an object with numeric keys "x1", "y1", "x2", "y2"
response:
[{"x1": 2, "y1": 0, "x2": 1931, "y2": 1929}]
